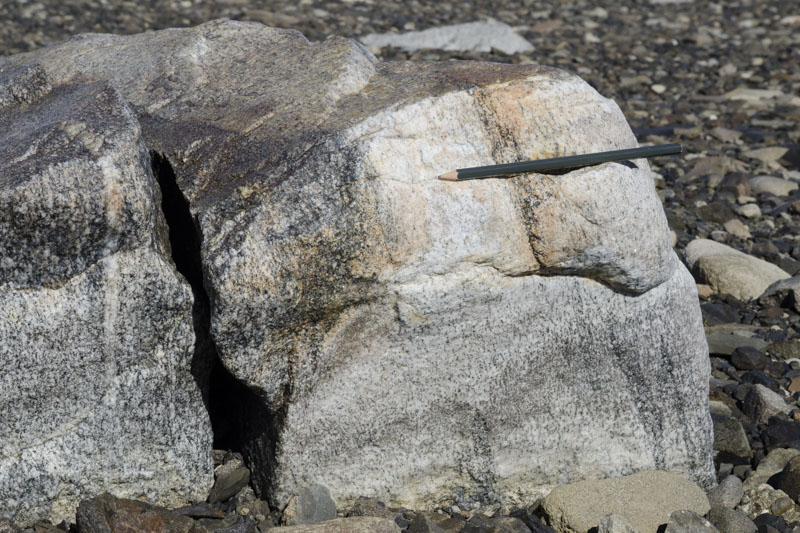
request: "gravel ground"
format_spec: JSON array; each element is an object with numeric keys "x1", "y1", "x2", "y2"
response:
[{"x1": 3, "y1": 0, "x2": 800, "y2": 531}]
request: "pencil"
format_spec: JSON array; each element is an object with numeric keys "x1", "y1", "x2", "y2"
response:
[{"x1": 438, "y1": 143, "x2": 682, "y2": 181}]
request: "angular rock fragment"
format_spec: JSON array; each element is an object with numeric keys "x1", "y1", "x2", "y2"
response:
[
  {"x1": 3, "y1": 19, "x2": 714, "y2": 511},
  {"x1": 76, "y1": 493, "x2": 204, "y2": 533},
  {"x1": 0, "y1": 69, "x2": 212, "y2": 524},
  {"x1": 664, "y1": 510, "x2": 718, "y2": 533},
  {"x1": 743, "y1": 384, "x2": 790, "y2": 425}
]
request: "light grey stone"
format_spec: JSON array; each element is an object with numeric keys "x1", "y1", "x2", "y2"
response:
[
  {"x1": 749, "y1": 175, "x2": 798, "y2": 196},
  {"x1": 706, "y1": 333, "x2": 768, "y2": 355},
  {"x1": 707, "y1": 475, "x2": 744, "y2": 509},
  {"x1": 598, "y1": 513, "x2": 641, "y2": 533},
  {"x1": 686, "y1": 239, "x2": 791, "y2": 300},
  {"x1": 4, "y1": 20, "x2": 714, "y2": 511},
  {"x1": 709, "y1": 401, "x2": 733, "y2": 418},
  {"x1": 735, "y1": 204, "x2": 762, "y2": 219},
  {"x1": 0, "y1": 74, "x2": 212, "y2": 525},
  {"x1": 541, "y1": 471, "x2": 710, "y2": 533},
  {"x1": 664, "y1": 510, "x2": 718, "y2": 533},
  {"x1": 743, "y1": 384, "x2": 789, "y2": 424},
  {"x1": 358, "y1": 21, "x2": 534, "y2": 55},
  {"x1": 706, "y1": 506, "x2": 756, "y2": 533}
]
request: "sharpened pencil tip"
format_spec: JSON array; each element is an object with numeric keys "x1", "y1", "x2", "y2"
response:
[{"x1": 439, "y1": 170, "x2": 458, "y2": 181}]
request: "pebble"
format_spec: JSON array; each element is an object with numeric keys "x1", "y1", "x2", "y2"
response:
[
  {"x1": 735, "y1": 204, "x2": 762, "y2": 219},
  {"x1": 749, "y1": 176, "x2": 799, "y2": 197},
  {"x1": 707, "y1": 475, "x2": 744, "y2": 509},
  {"x1": 723, "y1": 219, "x2": 751, "y2": 240}
]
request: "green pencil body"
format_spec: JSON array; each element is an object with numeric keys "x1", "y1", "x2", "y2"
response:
[{"x1": 439, "y1": 143, "x2": 682, "y2": 181}]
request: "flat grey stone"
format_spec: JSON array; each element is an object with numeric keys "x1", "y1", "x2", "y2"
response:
[
  {"x1": 359, "y1": 21, "x2": 534, "y2": 55},
  {"x1": 541, "y1": 471, "x2": 710, "y2": 533},
  {"x1": 706, "y1": 333, "x2": 768, "y2": 355}
]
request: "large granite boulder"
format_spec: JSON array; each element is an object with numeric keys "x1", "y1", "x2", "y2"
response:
[
  {"x1": 1, "y1": 19, "x2": 713, "y2": 514},
  {"x1": 0, "y1": 66, "x2": 213, "y2": 524}
]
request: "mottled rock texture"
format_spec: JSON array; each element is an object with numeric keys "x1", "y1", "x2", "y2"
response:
[
  {"x1": 2, "y1": 19, "x2": 713, "y2": 512},
  {"x1": 0, "y1": 64, "x2": 212, "y2": 524}
]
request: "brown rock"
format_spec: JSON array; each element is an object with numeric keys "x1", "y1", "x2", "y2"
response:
[{"x1": 75, "y1": 493, "x2": 205, "y2": 533}]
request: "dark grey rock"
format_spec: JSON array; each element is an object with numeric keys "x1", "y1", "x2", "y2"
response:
[
  {"x1": 743, "y1": 384, "x2": 790, "y2": 424},
  {"x1": 763, "y1": 419, "x2": 800, "y2": 451},
  {"x1": 282, "y1": 485, "x2": 337, "y2": 526},
  {"x1": 707, "y1": 475, "x2": 744, "y2": 509},
  {"x1": 759, "y1": 276, "x2": 800, "y2": 313},
  {"x1": 707, "y1": 506, "x2": 757, "y2": 533},
  {"x1": 732, "y1": 347, "x2": 770, "y2": 371},
  {"x1": 208, "y1": 466, "x2": 251, "y2": 504},
  {"x1": 713, "y1": 416, "x2": 753, "y2": 462},
  {"x1": 771, "y1": 455, "x2": 800, "y2": 502},
  {"x1": 664, "y1": 510, "x2": 719, "y2": 533}
]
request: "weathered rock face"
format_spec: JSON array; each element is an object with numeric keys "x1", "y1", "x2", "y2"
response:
[
  {"x1": 3, "y1": 19, "x2": 713, "y2": 513},
  {"x1": 0, "y1": 66, "x2": 213, "y2": 524}
]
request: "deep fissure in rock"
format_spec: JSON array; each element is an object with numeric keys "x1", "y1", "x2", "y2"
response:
[{"x1": 151, "y1": 151, "x2": 281, "y2": 500}]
